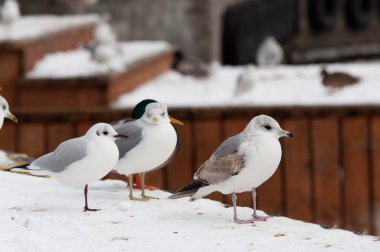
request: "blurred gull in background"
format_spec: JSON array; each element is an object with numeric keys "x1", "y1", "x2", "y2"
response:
[
  {"x1": 234, "y1": 64, "x2": 255, "y2": 96},
  {"x1": 0, "y1": 0, "x2": 20, "y2": 25},
  {"x1": 256, "y1": 36, "x2": 284, "y2": 68}
]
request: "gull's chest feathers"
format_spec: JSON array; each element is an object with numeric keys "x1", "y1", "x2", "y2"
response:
[
  {"x1": 116, "y1": 123, "x2": 177, "y2": 174},
  {"x1": 235, "y1": 135, "x2": 282, "y2": 192}
]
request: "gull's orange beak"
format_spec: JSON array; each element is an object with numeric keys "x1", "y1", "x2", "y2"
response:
[
  {"x1": 170, "y1": 116, "x2": 184, "y2": 126},
  {"x1": 6, "y1": 112, "x2": 18, "y2": 123}
]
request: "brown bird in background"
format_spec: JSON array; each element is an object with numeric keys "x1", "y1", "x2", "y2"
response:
[
  {"x1": 172, "y1": 51, "x2": 210, "y2": 79},
  {"x1": 321, "y1": 67, "x2": 360, "y2": 89}
]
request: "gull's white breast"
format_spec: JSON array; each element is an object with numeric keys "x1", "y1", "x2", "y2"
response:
[
  {"x1": 115, "y1": 123, "x2": 177, "y2": 174},
  {"x1": 216, "y1": 135, "x2": 282, "y2": 194},
  {"x1": 53, "y1": 138, "x2": 119, "y2": 188}
]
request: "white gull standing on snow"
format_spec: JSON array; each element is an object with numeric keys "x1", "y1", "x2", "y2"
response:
[
  {"x1": 256, "y1": 36, "x2": 284, "y2": 67},
  {"x1": 0, "y1": 95, "x2": 18, "y2": 129},
  {"x1": 11, "y1": 123, "x2": 127, "y2": 211},
  {"x1": 113, "y1": 102, "x2": 183, "y2": 201},
  {"x1": 169, "y1": 115, "x2": 294, "y2": 224}
]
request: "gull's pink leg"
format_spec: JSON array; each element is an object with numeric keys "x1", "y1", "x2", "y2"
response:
[
  {"x1": 232, "y1": 192, "x2": 255, "y2": 224},
  {"x1": 250, "y1": 188, "x2": 269, "y2": 221}
]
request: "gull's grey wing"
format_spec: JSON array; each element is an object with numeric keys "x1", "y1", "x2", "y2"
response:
[
  {"x1": 194, "y1": 133, "x2": 246, "y2": 185},
  {"x1": 113, "y1": 120, "x2": 144, "y2": 159},
  {"x1": 32, "y1": 137, "x2": 89, "y2": 173},
  {"x1": 213, "y1": 133, "x2": 245, "y2": 158}
]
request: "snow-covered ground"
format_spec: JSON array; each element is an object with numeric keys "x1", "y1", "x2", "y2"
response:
[
  {"x1": 0, "y1": 15, "x2": 98, "y2": 42},
  {"x1": 113, "y1": 62, "x2": 380, "y2": 108},
  {"x1": 1, "y1": 171, "x2": 379, "y2": 252},
  {"x1": 26, "y1": 41, "x2": 171, "y2": 79}
]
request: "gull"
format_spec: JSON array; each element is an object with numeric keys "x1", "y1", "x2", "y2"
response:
[
  {"x1": 0, "y1": 95, "x2": 18, "y2": 129},
  {"x1": 1, "y1": 0, "x2": 20, "y2": 25},
  {"x1": 169, "y1": 115, "x2": 294, "y2": 224},
  {"x1": 234, "y1": 64, "x2": 255, "y2": 96},
  {"x1": 256, "y1": 36, "x2": 284, "y2": 67},
  {"x1": 0, "y1": 150, "x2": 33, "y2": 171},
  {"x1": 113, "y1": 101, "x2": 183, "y2": 201},
  {"x1": 12, "y1": 123, "x2": 127, "y2": 211}
]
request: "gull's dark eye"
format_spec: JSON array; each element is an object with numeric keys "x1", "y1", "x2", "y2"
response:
[
  {"x1": 2, "y1": 105, "x2": 6, "y2": 110},
  {"x1": 161, "y1": 112, "x2": 165, "y2": 117},
  {"x1": 103, "y1": 131, "x2": 108, "y2": 135},
  {"x1": 264, "y1": 125, "x2": 272, "y2": 130}
]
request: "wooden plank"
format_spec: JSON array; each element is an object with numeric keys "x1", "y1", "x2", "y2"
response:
[
  {"x1": 342, "y1": 117, "x2": 370, "y2": 233},
  {"x1": 222, "y1": 118, "x2": 252, "y2": 207},
  {"x1": 371, "y1": 117, "x2": 380, "y2": 235},
  {"x1": 258, "y1": 162, "x2": 284, "y2": 216},
  {"x1": 312, "y1": 118, "x2": 341, "y2": 227},
  {"x1": 166, "y1": 120, "x2": 194, "y2": 193},
  {"x1": 0, "y1": 124, "x2": 16, "y2": 151},
  {"x1": 145, "y1": 169, "x2": 165, "y2": 189},
  {"x1": 76, "y1": 122, "x2": 94, "y2": 136},
  {"x1": 194, "y1": 119, "x2": 224, "y2": 202},
  {"x1": 282, "y1": 119, "x2": 312, "y2": 222},
  {"x1": 47, "y1": 123, "x2": 74, "y2": 152},
  {"x1": 0, "y1": 51, "x2": 20, "y2": 104},
  {"x1": 18, "y1": 123, "x2": 46, "y2": 157}
]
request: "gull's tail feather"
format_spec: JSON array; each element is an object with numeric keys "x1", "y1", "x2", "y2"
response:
[
  {"x1": 168, "y1": 179, "x2": 209, "y2": 199},
  {"x1": 11, "y1": 164, "x2": 49, "y2": 177}
]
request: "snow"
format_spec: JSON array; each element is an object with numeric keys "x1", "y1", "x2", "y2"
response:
[
  {"x1": 113, "y1": 62, "x2": 380, "y2": 108},
  {"x1": 0, "y1": 171, "x2": 379, "y2": 252},
  {"x1": 0, "y1": 15, "x2": 98, "y2": 43},
  {"x1": 26, "y1": 41, "x2": 171, "y2": 79}
]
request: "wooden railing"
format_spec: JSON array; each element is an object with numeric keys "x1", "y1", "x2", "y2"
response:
[{"x1": 1, "y1": 105, "x2": 379, "y2": 235}]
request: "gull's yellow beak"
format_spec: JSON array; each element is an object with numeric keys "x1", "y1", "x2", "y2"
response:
[
  {"x1": 6, "y1": 112, "x2": 18, "y2": 123},
  {"x1": 153, "y1": 117, "x2": 159, "y2": 124},
  {"x1": 170, "y1": 116, "x2": 184, "y2": 126}
]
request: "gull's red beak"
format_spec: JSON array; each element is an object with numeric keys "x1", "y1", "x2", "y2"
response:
[{"x1": 114, "y1": 134, "x2": 128, "y2": 139}]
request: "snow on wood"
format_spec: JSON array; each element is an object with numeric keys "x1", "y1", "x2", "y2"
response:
[
  {"x1": 0, "y1": 171, "x2": 379, "y2": 251},
  {"x1": 113, "y1": 62, "x2": 380, "y2": 108},
  {"x1": 0, "y1": 15, "x2": 98, "y2": 43},
  {"x1": 26, "y1": 41, "x2": 171, "y2": 79}
]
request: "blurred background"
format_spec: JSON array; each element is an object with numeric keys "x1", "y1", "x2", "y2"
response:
[{"x1": 1, "y1": 0, "x2": 380, "y2": 236}]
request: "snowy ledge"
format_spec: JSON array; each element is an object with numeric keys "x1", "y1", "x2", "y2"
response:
[
  {"x1": 113, "y1": 62, "x2": 380, "y2": 108},
  {"x1": 0, "y1": 15, "x2": 98, "y2": 43},
  {"x1": 26, "y1": 41, "x2": 172, "y2": 79},
  {"x1": 0, "y1": 171, "x2": 379, "y2": 251}
]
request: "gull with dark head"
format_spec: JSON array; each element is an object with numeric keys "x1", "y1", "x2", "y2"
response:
[
  {"x1": 12, "y1": 123, "x2": 126, "y2": 211},
  {"x1": 113, "y1": 101, "x2": 183, "y2": 201},
  {"x1": 169, "y1": 115, "x2": 294, "y2": 224},
  {"x1": 0, "y1": 95, "x2": 17, "y2": 129}
]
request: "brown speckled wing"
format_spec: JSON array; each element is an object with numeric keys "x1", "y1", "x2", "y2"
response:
[{"x1": 194, "y1": 152, "x2": 245, "y2": 185}]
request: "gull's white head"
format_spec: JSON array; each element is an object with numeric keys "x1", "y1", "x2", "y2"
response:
[
  {"x1": 141, "y1": 102, "x2": 170, "y2": 126},
  {"x1": 244, "y1": 115, "x2": 294, "y2": 139},
  {"x1": 85, "y1": 123, "x2": 127, "y2": 141},
  {"x1": 0, "y1": 96, "x2": 17, "y2": 129}
]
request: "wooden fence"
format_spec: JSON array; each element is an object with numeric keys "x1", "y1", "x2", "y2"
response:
[{"x1": 1, "y1": 106, "x2": 379, "y2": 235}]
